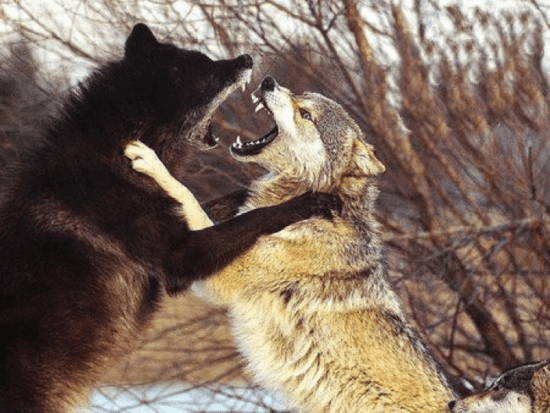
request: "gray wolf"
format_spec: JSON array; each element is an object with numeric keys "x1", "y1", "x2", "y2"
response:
[
  {"x1": 0, "y1": 25, "x2": 337, "y2": 413},
  {"x1": 449, "y1": 360, "x2": 550, "y2": 413},
  {"x1": 125, "y1": 76, "x2": 456, "y2": 412}
]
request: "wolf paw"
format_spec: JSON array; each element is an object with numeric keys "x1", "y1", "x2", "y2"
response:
[{"x1": 124, "y1": 141, "x2": 167, "y2": 179}]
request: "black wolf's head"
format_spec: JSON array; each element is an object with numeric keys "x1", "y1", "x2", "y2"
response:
[
  {"x1": 123, "y1": 24, "x2": 252, "y2": 152},
  {"x1": 65, "y1": 24, "x2": 252, "y2": 168}
]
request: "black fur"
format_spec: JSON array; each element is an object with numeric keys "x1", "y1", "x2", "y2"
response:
[
  {"x1": 0, "y1": 24, "x2": 337, "y2": 412},
  {"x1": 203, "y1": 189, "x2": 249, "y2": 222}
]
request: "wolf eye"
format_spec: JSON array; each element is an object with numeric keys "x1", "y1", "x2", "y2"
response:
[{"x1": 300, "y1": 109, "x2": 313, "y2": 121}]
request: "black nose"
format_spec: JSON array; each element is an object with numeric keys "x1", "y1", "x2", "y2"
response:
[
  {"x1": 261, "y1": 76, "x2": 276, "y2": 91},
  {"x1": 448, "y1": 400, "x2": 456, "y2": 410},
  {"x1": 238, "y1": 53, "x2": 254, "y2": 69}
]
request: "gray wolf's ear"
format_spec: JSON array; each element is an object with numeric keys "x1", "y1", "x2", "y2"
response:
[
  {"x1": 533, "y1": 363, "x2": 550, "y2": 403},
  {"x1": 534, "y1": 363, "x2": 550, "y2": 385},
  {"x1": 125, "y1": 23, "x2": 159, "y2": 60},
  {"x1": 349, "y1": 138, "x2": 385, "y2": 176}
]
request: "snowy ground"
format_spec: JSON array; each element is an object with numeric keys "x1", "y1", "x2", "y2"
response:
[{"x1": 85, "y1": 384, "x2": 286, "y2": 413}]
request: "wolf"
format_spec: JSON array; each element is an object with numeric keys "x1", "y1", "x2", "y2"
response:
[
  {"x1": 449, "y1": 360, "x2": 550, "y2": 413},
  {"x1": 125, "y1": 75, "x2": 456, "y2": 412},
  {"x1": 0, "y1": 25, "x2": 337, "y2": 413}
]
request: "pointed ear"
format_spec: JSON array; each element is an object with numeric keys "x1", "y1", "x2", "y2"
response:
[
  {"x1": 533, "y1": 364, "x2": 550, "y2": 396},
  {"x1": 125, "y1": 23, "x2": 159, "y2": 60},
  {"x1": 349, "y1": 139, "x2": 385, "y2": 176}
]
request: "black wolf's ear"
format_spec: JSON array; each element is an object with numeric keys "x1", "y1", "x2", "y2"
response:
[{"x1": 125, "y1": 23, "x2": 159, "y2": 60}]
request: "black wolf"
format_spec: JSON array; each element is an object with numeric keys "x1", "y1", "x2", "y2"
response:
[{"x1": 0, "y1": 25, "x2": 336, "y2": 412}]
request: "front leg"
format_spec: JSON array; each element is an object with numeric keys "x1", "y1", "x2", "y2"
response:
[
  {"x1": 164, "y1": 189, "x2": 342, "y2": 293},
  {"x1": 124, "y1": 141, "x2": 342, "y2": 294},
  {"x1": 125, "y1": 141, "x2": 213, "y2": 230}
]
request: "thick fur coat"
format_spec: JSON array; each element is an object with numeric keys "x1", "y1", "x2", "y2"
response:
[
  {"x1": 127, "y1": 76, "x2": 456, "y2": 413},
  {"x1": 0, "y1": 26, "x2": 336, "y2": 413}
]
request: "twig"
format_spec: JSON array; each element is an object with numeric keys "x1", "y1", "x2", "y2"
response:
[{"x1": 383, "y1": 216, "x2": 547, "y2": 242}]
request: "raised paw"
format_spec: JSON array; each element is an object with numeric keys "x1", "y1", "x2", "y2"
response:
[{"x1": 124, "y1": 141, "x2": 167, "y2": 178}]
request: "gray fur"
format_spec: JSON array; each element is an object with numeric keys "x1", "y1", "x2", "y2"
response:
[{"x1": 450, "y1": 360, "x2": 550, "y2": 413}]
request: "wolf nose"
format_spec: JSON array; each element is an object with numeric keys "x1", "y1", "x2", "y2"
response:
[
  {"x1": 238, "y1": 54, "x2": 254, "y2": 69},
  {"x1": 261, "y1": 76, "x2": 276, "y2": 91}
]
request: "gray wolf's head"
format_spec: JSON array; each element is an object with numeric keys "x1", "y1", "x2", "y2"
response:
[
  {"x1": 449, "y1": 360, "x2": 550, "y2": 413},
  {"x1": 230, "y1": 76, "x2": 384, "y2": 194}
]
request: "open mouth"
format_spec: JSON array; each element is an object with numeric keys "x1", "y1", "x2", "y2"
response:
[
  {"x1": 230, "y1": 92, "x2": 279, "y2": 157},
  {"x1": 231, "y1": 125, "x2": 278, "y2": 156},
  {"x1": 203, "y1": 122, "x2": 219, "y2": 147},
  {"x1": 191, "y1": 67, "x2": 253, "y2": 150}
]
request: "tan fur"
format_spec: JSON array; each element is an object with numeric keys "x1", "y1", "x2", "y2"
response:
[
  {"x1": 126, "y1": 77, "x2": 455, "y2": 412},
  {"x1": 533, "y1": 363, "x2": 550, "y2": 413},
  {"x1": 450, "y1": 360, "x2": 550, "y2": 413}
]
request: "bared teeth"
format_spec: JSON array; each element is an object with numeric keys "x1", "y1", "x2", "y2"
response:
[
  {"x1": 234, "y1": 135, "x2": 243, "y2": 148},
  {"x1": 232, "y1": 136, "x2": 271, "y2": 148},
  {"x1": 255, "y1": 102, "x2": 265, "y2": 113},
  {"x1": 251, "y1": 94, "x2": 259, "y2": 104},
  {"x1": 232, "y1": 135, "x2": 265, "y2": 148}
]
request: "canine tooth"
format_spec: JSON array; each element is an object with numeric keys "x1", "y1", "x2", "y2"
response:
[
  {"x1": 241, "y1": 84, "x2": 246, "y2": 92},
  {"x1": 235, "y1": 136, "x2": 242, "y2": 146},
  {"x1": 255, "y1": 102, "x2": 265, "y2": 113},
  {"x1": 251, "y1": 94, "x2": 259, "y2": 104}
]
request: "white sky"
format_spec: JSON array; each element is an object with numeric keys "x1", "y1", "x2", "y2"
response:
[{"x1": 1, "y1": 0, "x2": 548, "y2": 86}]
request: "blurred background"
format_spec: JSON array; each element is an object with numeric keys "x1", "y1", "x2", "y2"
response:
[{"x1": 1, "y1": 0, "x2": 549, "y2": 411}]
